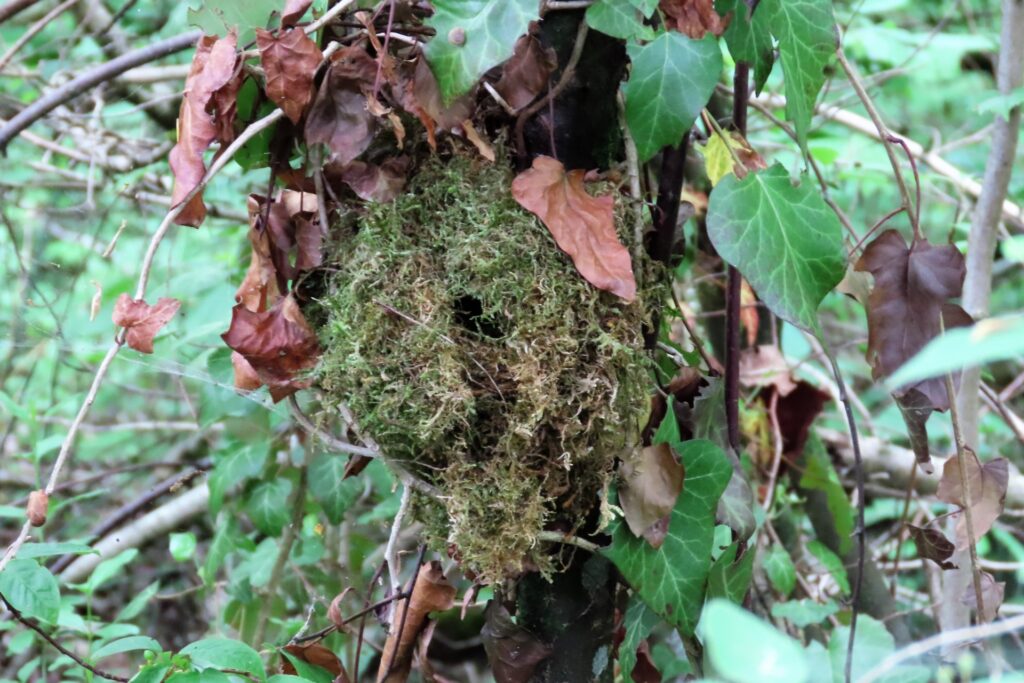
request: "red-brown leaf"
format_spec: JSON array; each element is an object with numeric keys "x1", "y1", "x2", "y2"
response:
[
  {"x1": 231, "y1": 351, "x2": 263, "y2": 391},
  {"x1": 112, "y1": 294, "x2": 181, "y2": 354},
  {"x1": 511, "y1": 155, "x2": 636, "y2": 301},
  {"x1": 378, "y1": 562, "x2": 456, "y2": 683},
  {"x1": 282, "y1": 643, "x2": 348, "y2": 682},
  {"x1": 739, "y1": 345, "x2": 797, "y2": 397},
  {"x1": 907, "y1": 524, "x2": 956, "y2": 570},
  {"x1": 618, "y1": 443, "x2": 684, "y2": 549},
  {"x1": 495, "y1": 34, "x2": 557, "y2": 110},
  {"x1": 257, "y1": 27, "x2": 323, "y2": 124},
  {"x1": 334, "y1": 157, "x2": 409, "y2": 202},
  {"x1": 169, "y1": 32, "x2": 240, "y2": 227},
  {"x1": 936, "y1": 448, "x2": 1008, "y2": 550},
  {"x1": 305, "y1": 51, "x2": 377, "y2": 165},
  {"x1": 660, "y1": 0, "x2": 730, "y2": 39},
  {"x1": 221, "y1": 294, "x2": 321, "y2": 402},
  {"x1": 281, "y1": 0, "x2": 313, "y2": 27},
  {"x1": 26, "y1": 490, "x2": 48, "y2": 527},
  {"x1": 481, "y1": 601, "x2": 552, "y2": 683}
]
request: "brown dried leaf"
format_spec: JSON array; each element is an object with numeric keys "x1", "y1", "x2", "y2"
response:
[
  {"x1": 462, "y1": 121, "x2": 495, "y2": 162},
  {"x1": 894, "y1": 388, "x2": 936, "y2": 474},
  {"x1": 961, "y1": 571, "x2": 1004, "y2": 622},
  {"x1": 907, "y1": 524, "x2": 956, "y2": 570},
  {"x1": 411, "y1": 57, "x2": 475, "y2": 130},
  {"x1": 494, "y1": 34, "x2": 557, "y2": 110},
  {"x1": 774, "y1": 381, "x2": 830, "y2": 456},
  {"x1": 855, "y1": 230, "x2": 972, "y2": 465},
  {"x1": 631, "y1": 641, "x2": 662, "y2": 683},
  {"x1": 305, "y1": 49, "x2": 377, "y2": 165},
  {"x1": 739, "y1": 278, "x2": 759, "y2": 347},
  {"x1": 378, "y1": 562, "x2": 456, "y2": 683},
  {"x1": 257, "y1": 28, "x2": 323, "y2": 124},
  {"x1": 26, "y1": 490, "x2": 48, "y2": 527},
  {"x1": 237, "y1": 196, "x2": 282, "y2": 313},
  {"x1": 334, "y1": 157, "x2": 410, "y2": 202},
  {"x1": 282, "y1": 643, "x2": 348, "y2": 682},
  {"x1": 221, "y1": 294, "x2": 321, "y2": 402},
  {"x1": 481, "y1": 601, "x2": 552, "y2": 683},
  {"x1": 112, "y1": 294, "x2": 181, "y2": 354},
  {"x1": 512, "y1": 155, "x2": 636, "y2": 301},
  {"x1": 660, "y1": 0, "x2": 730, "y2": 39},
  {"x1": 619, "y1": 443, "x2": 684, "y2": 549},
  {"x1": 936, "y1": 448, "x2": 1008, "y2": 550},
  {"x1": 169, "y1": 32, "x2": 240, "y2": 227},
  {"x1": 281, "y1": 0, "x2": 313, "y2": 27},
  {"x1": 739, "y1": 345, "x2": 797, "y2": 397},
  {"x1": 231, "y1": 351, "x2": 263, "y2": 391}
]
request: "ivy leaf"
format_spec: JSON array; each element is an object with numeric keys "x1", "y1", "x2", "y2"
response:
[
  {"x1": 761, "y1": 544, "x2": 796, "y2": 597},
  {"x1": 799, "y1": 433, "x2": 854, "y2": 555},
  {"x1": 0, "y1": 559, "x2": 60, "y2": 624},
  {"x1": 423, "y1": 0, "x2": 539, "y2": 105},
  {"x1": 187, "y1": 0, "x2": 279, "y2": 45},
  {"x1": 827, "y1": 615, "x2": 895, "y2": 683},
  {"x1": 807, "y1": 540, "x2": 849, "y2": 595},
  {"x1": 308, "y1": 453, "x2": 364, "y2": 524},
  {"x1": 770, "y1": 598, "x2": 839, "y2": 628},
  {"x1": 619, "y1": 443, "x2": 685, "y2": 548},
  {"x1": 585, "y1": 0, "x2": 656, "y2": 41},
  {"x1": 707, "y1": 541, "x2": 755, "y2": 603},
  {"x1": 701, "y1": 599, "x2": 809, "y2": 683},
  {"x1": 706, "y1": 163, "x2": 846, "y2": 334},
  {"x1": 245, "y1": 479, "x2": 293, "y2": 535},
  {"x1": 761, "y1": 0, "x2": 836, "y2": 149},
  {"x1": 181, "y1": 638, "x2": 265, "y2": 681},
  {"x1": 717, "y1": 0, "x2": 774, "y2": 91},
  {"x1": 494, "y1": 35, "x2": 557, "y2": 111},
  {"x1": 625, "y1": 32, "x2": 722, "y2": 162},
  {"x1": 618, "y1": 597, "x2": 659, "y2": 682},
  {"x1": 606, "y1": 439, "x2": 733, "y2": 636}
]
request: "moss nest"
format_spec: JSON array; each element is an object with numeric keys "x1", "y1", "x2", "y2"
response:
[{"x1": 312, "y1": 150, "x2": 657, "y2": 582}]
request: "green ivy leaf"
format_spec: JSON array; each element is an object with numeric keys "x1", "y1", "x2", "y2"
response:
[
  {"x1": 771, "y1": 598, "x2": 839, "y2": 628},
  {"x1": 0, "y1": 559, "x2": 60, "y2": 623},
  {"x1": 706, "y1": 164, "x2": 846, "y2": 334},
  {"x1": 701, "y1": 599, "x2": 809, "y2": 683},
  {"x1": 761, "y1": 0, "x2": 836, "y2": 149},
  {"x1": 308, "y1": 453, "x2": 364, "y2": 524},
  {"x1": 800, "y1": 433, "x2": 855, "y2": 555},
  {"x1": 808, "y1": 540, "x2": 850, "y2": 595},
  {"x1": 245, "y1": 479, "x2": 293, "y2": 536},
  {"x1": 717, "y1": 0, "x2": 774, "y2": 90},
  {"x1": 707, "y1": 542, "x2": 755, "y2": 603},
  {"x1": 209, "y1": 445, "x2": 269, "y2": 516},
  {"x1": 618, "y1": 597, "x2": 659, "y2": 681},
  {"x1": 761, "y1": 544, "x2": 796, "y2": 597},
  {"x1": 625, "y1": 32, "x2": 722, "y2": 162},
  {"x1": 181, "y1": 638, "x2": 265, "y2": 681},
  {"x1": 186, "y1": 0, "x2": 279, "y2": 45},
  {"x1": 606, "y1": 440, "x2": 732, "y2": 635},
  {"x1": 424, "y1": 0, "x2": 539, "y2": 104},
  {"x1": 585, "y1": 0, "x2": 655, "y2": 40}
]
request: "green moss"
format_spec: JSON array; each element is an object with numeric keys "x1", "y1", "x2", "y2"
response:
[{"x1": 312, "y1": 151, "x2": 658, "y2": 582}]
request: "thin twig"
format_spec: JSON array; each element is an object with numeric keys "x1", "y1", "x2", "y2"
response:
[
  {"x1": 0, "y1": 592, "x2": 130, "y2": 682},
  {"x1": 288, "y1": 395, "x2": 380, "y2": 458},
  {"x1": 536, "y1": 530, "x2": 602, "y2": 554},
  {"x1": 384, "y1": 485, "x2": 413, "y2": 613}
]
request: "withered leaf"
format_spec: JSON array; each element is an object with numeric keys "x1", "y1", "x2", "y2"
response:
[
  {"x1": 619, "y1": 443, "x2": 685, "y2": 549},
  {"x1": 907, "y1": 524, "x2": 956, "y2": 570},
  {"x1": 494, "y1": 34, "x2": 557, "y2": 111},
  {"x1": 481, "y1": 601, "x2": 552, "y2": 683},
  {"x1": 773, "y1": 381, "x2": 830, "y2": 456},
  {"x1": 281, "y1": 0, "x2": 313, "y2": 27},
  {"x1": 231, "y1": 351, "x2": 263, "y2": 391},
  {"x1": 739, "y1": 345, "x2": 797, "y2": 397},
  {"x1": 327, "y1": 587, "x2": 354, "y2": 628},
  {"x1": 855, "y1": 230, "x2": 972, "y2": 467},
  {"x1": 305, "y1": 49, "x2": 377, "y2": 165},
  {"x1": 411, "y1": 57, "x2": 474, "y2": 130},
  {"x1": 257, "y1": 27, "x2": 323, "y2": 124},
  {"x1": 660, "y1": 0, "x2": 730, "y2": 39},
  {"x1": 26, "y1": 490, "x2": 48, "y2": 527},
  {"x1": 739, "y1": 277, "x2": 760, "y2": 347},
  {"x1": 333, "y1": 157, "x2": 409, "y2": 203},
  {"x1": 936, "y1": 448, "x2": 1008, "y2": 550},
  {"x1": 894, "y1": 388, "x2": 935, "y2": 473},
  {"x1": 512, "y1": 155, "x2": 636, "y2": 301},
  {"x1": 113, "y1": 294, "x2": 181, "y2": 354},
  {"x1": 282, "y1": 643, "x2": 350, "y2": 683},
  {"x1": 221, "y1": 294, "x2": 321, "y2": 402},
  {"x1": 169, "y1": 32, "x2": 240, "y2": 227},
  {"x1": 378, "y1": 562, "x2": 456, "y2": 683},
  {"x1": 237, "y1": 195, "x2": 282, "y2": 313},
  {"x1": 631, "y1": 641, "x2": 662, "y2": 683},
  {"x1": 961, "y1": 571, "x2": 1004, "y2": 623}
]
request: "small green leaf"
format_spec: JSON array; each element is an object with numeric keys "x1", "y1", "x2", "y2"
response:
[
  {"x1": 800, "y1": 433, "x2": 855, "y2": 555},
  {"x1": 83, "y1": 549, "x2": 139, "y2": 595},
  {"x1": 116, "y1": 581, "x2": 161, "y2": 622},
  {"x1": 625, "y1": 32, "x2": 722, "y2": 162},
  {"x1": 169, "y1": 532, "x2": 198, "y2": 562},
  {"x1": 186, "y1": 0, "x2": 279, "y2": 45},
  {"x1": 618, "y1": 597, "x2": 659, "y2": 680},
  {"x1": 209, "y1": 445, "x2": 269, "y2": 516},
  {"x1": 0, "y1": 559, "x2": 60, "y2": 623},
  {"x1": 707, "y1": 542, "x2": 755, "y2": 603},
  {"x1": 771, "y1": 598, "x2": 839, "y2": 627},
  {"x1": 93, "y1": 636, "x2": 162, "y2": 660},
  {"x1": 606, "y1": 440, "x2": 733, "y2": 635},
  {"x1": 130, "y1": 664, "x2": 171, "y2": 683},
  {"x1": 245, "y1": 479, "x2": 293, "y2": 536},
  {"x1": 424, "y1": 0, "x2": 539, "y2": 104},
  {"x1": 706, "y1": 164, "x2": 846, "y2": 333},
  {"x1": 762, "y1": 0, "x2": 836, "y2": 149},
  {"x1": 585, "y1": 0, "x2": 655, "y2": 40},
  {"x1": 701, "y1": 599, "x2": 809, "y2": 683},
  {"x1": 807, "y1": 540, "x2": 850, "y2": 595},
  {"x1": 280, "y1": 651, "x2": 333, "y2": 683},
  {"x1": 308, "y1": 453, "x2": 364, "y2": 524},
  {"x1": 762, "y1": 544, "x2": 796, "y2": 597},
  {"x1": 718, "y1": 0, "x2": 774, "y2": 90},
  {"x1": 181, "y1": 638, "x2": 265, "y2": 681}
]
